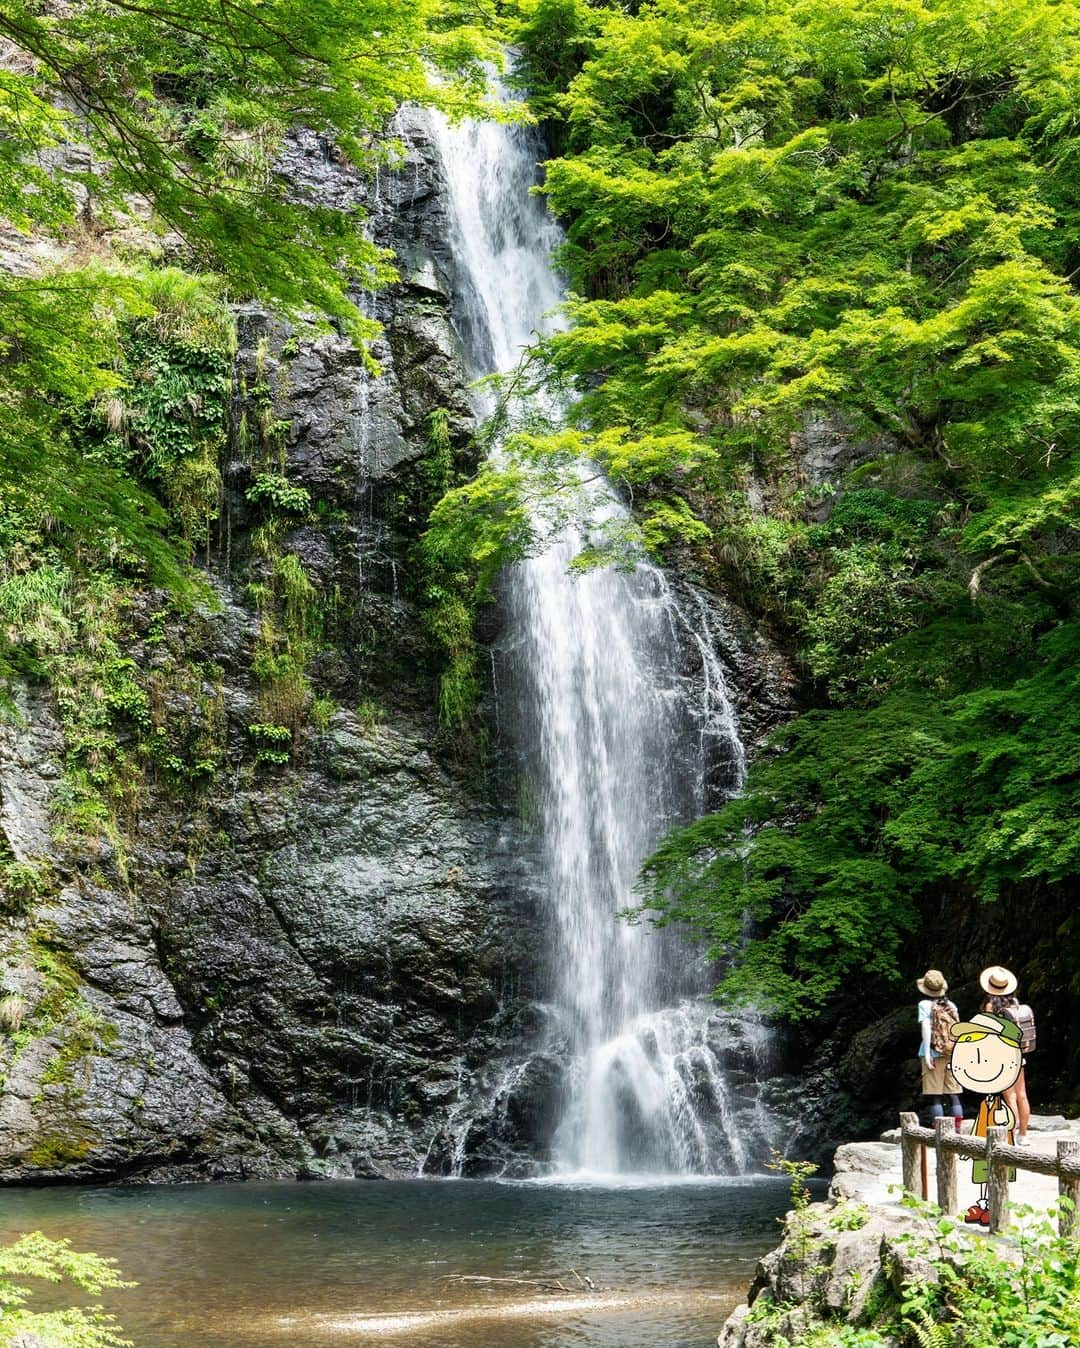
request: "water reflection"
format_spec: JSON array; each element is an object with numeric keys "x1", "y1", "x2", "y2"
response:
[{"x1": 0, "y1": 1177, "x2": 791, "y2": 1346}]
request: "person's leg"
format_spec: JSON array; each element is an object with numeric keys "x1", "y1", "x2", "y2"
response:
[
  {"x1": 924, "y1": 1094, "x2": 944, "y2": 1124},
  {"x1": 1015, "y1": 1068, "x2": 1031, "y2": 1138},
  {"x1": 1003, "y1": 1084, "x2": 1018, "y2": 1127},
  {"x1": 943, "y1": 1067, "x2": 964, "y2": 1130}
]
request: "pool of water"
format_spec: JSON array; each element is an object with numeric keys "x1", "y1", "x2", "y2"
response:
[{"x1": 0, "y1": 1176, "x2": 793, "y2": 1346}]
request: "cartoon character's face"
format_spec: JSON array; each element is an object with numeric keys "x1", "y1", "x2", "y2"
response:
[{"x1": 950, "y1": 1031, "x2": 1022, "y2": 1095}]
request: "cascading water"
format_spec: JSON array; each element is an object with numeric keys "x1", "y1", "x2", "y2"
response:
[{"x1": 429, "y1": 94, "x2": 771, "y2": 1178}]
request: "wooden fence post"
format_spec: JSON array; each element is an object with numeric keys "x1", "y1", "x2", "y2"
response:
[
  {"x1": 1058, "y1": 1138, "x2": 1080, "y2": 1239},
  {"x1": 935, "y1": 1116, "x2": 957, "y2": 1216},
  {"x1": 900, "y1": 1112, "x2": 920, "y2": 1196},
  {"x1": 987, "y1": 1125, "x2": 1009, "y2": 1233}
]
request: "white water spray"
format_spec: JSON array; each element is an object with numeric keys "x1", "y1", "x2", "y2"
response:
[{"x1": 429, "y1": 95, "x2": 762, "y2": 1177}]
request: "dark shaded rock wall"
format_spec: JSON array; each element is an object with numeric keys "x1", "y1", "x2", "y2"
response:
[
  {"x1": 0, "y1": 115, "x2": 542, "y2": 1181},
  {"x1": 0, "y1": 115, "x2": 797, "y2": 1183}
]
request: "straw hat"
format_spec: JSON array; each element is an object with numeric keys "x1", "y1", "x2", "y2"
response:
[
  {"x1": 916, "y1": 969, "x2": 948, "y2": 997},
  {"x1": 979, "y1": 965, "x2": 1018, "y2": 997}
]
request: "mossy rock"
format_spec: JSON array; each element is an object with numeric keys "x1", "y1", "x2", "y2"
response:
[{"x1": 26, "y1": 1129, "x2": 97, "y2": 1169}]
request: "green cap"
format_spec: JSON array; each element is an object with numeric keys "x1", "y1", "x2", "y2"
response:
[{"x1": 950, "y1": 1011, "x2": 1022, "y2": 1046}]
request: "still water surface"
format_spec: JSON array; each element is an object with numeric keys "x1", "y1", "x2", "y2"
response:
[{"x1": 0, "y1": 1176, "x2": 793, "y2": 1346}]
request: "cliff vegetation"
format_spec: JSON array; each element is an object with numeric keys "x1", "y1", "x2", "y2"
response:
[{"x1": 444, "y1": 0, "x2": 1080, "y2": 1106}]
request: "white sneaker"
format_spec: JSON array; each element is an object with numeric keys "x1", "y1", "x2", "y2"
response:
[{"x1": 1015, "y1": 1135, "x2": 1030, "y2": 1146}]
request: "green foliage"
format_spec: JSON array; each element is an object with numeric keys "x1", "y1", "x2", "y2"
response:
[
  {"x1": 0, "y1": 1234, "x2": 130, "y2": 1342},
  {"x1": 827, "y1": 1203, "x2": 871, "y2": 1233},
  {"x1": 75, "y1": 270, "x2": 234, "y2": 548},
  {"x1": 890, "y1": 1199, "x2": 1080, "y2": 1347},
  {"x1": 506, "y1": 0, "x2": 599, "y2": 123},
  {"x1": 0, "y1": 1232, "x2": 132, "y2": 1348},
  {"x1": 768, "y1": 1151, "x2": 820, "y2": 1215},
  {"x1": 746, "y1": 1194, "x2": 1080, "y2": 1348},
  {"x1": 0, "y1": 0, "x2": 503, "y2": 814},
  {"x1": 142, "y1": 657, "x2": 227, "y2": 788},
  {"x1": 0, "y1": 856, "x2": 55, "y2": 914},
  {"x1": 415, "y1": 410, "x2": 498, "y2": 729},
  {"x1": 0, "y1": 0, "x2": 499, "y2": 340},
  {"x1": 0, "y1": 564, "x2": 148, "y2": 848},
  {"x1": 503, "y1": 0, "x2": 1080, "y2": 1017},
  {"x1": 514, "y1": 0, "x2": 1080, "y2": 576},
  {"x1": 355, "y1": 699, "x2": 384, "y2": 736},
  {"x1": 641, "y1": 616, "x2": 1080, "y2": 1018},
  {"x1": 246, "y1": 473, "x2": 312, "y2": 516},
  {"x1": 243, "y1": 542, "x2": 328, "y2": 749},
  {"x1": 310, "y1": 697, "x2": 336, "y2": 733},
  {"x1": 247, "y1": 722, "x2": 293, "y2": 766}
]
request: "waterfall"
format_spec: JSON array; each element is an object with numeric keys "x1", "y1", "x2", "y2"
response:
[{"x1": 428, "y1": 96, "x2": 765, "y2": 1178}]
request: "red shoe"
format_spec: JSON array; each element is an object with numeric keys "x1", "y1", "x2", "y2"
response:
[
  {"x1": 979, "y1": 1206, "x2": 991, "y2": 1227},
  {"x1": 964, "y1": 1203, "x2": 985, "y2": 1223}
]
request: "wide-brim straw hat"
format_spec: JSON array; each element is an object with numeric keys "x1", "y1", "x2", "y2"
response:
[
  {"x1": 916, "y1": 968, "x2": 948, "y2": 997},
  {"x1": 979, "y1": 965, "x2": 1018, "y2": 997}
]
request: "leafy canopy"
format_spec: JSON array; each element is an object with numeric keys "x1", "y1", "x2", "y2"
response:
[
  {"x1": 0, "y1": 0, "x2": 500, "y2": 593},
  {"x1": 498, "y1": 0, "x2": 1080, "y2": 1016}
]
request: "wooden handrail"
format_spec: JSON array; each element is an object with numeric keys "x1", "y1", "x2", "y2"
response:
[{"x1": 899, "y1": 1112, "x2": 1080, "y2": 1236}]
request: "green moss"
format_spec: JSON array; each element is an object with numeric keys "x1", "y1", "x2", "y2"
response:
[
  {"x1": 0, "y1": 853, "x2": 56, "y2": 914},
  {"x1": 29, "y1": 932, "x2": 81, "y2": 1024},
  {"x1": 40, "y1": 1007, "x2": 118, "y2": 1087},
  {"x1": 3, "y1": 932, "x2": 113, "y2": 1102},
  {"x1": 26, "y1": 1131, "x2": 95, "y2": 1169}
]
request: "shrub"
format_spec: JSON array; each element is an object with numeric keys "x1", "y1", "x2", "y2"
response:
[
  {"x1": 246, "y1": 473, "x2": 310, "y2": 515},
  {"x1": 0, "y1": 1231, "x2": 133, "y2": 1347}
]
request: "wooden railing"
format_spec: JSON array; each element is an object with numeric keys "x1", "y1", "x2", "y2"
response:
[{"x1": 899, "y1": 1111, "x2": 1080, "y2": 1235}]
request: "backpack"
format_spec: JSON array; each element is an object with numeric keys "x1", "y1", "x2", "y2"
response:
[
  {"x1": 1002, "y1": 1002, "x2": 1037, "y2": 1054},
  {"x1": 930, "y1": 998, "x2": 959, "y2": 1055}
]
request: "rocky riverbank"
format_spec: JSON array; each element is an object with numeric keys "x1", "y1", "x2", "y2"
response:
[{"x1": 717, "y1": 1114, "x2": 1080, "y2": 1347}]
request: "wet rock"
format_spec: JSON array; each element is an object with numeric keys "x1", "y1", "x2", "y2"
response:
[
  {"x1": 0, "y1": 108, "x2": 536, "y2": 1185},
  {"x1": 0, "y1": 685, "x2": 64, "y2": 862},
  {"x1": 0, "y1": 105, "x2": 797, "y2": 1186},
  {"x1": 790, "y1": 412, "x2": 898, "y2": 520}
]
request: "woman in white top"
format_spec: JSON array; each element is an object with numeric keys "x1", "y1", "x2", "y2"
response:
[{"x1": 916, "y1": 968, "x2": 963, "y2": 1126}]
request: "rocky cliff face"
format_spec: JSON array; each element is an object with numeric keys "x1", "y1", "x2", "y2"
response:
[
  {"x1": 0, "y1": 115, "x2": 796, "y2": 1183},
  {"x1": 0, "y1": 114, "x2": 538, "y2": 1182}
]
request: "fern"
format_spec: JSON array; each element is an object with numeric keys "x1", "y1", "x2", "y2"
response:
[{"x1": 907, "y1": 1309, "x2": 954, "y2": 1348}]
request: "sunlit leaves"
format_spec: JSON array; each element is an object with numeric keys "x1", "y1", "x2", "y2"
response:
[{"x1": 508, "y1": 0, "x2": 1080, "y2": 1012}]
